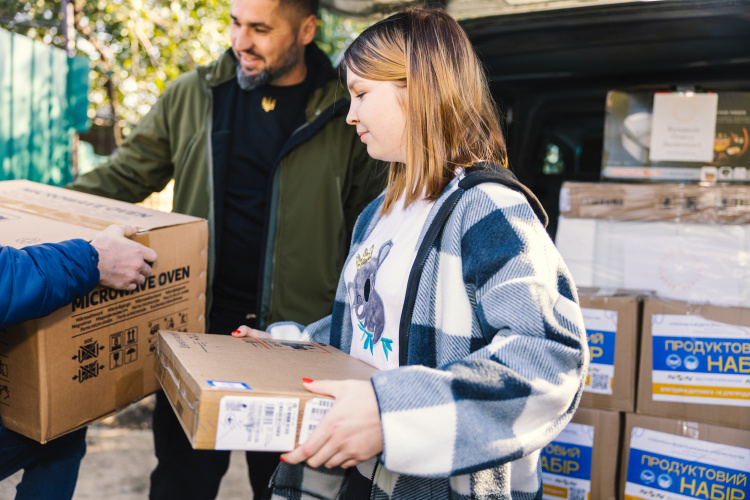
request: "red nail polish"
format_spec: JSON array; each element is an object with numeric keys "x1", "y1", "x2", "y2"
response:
[
  {"x1": 232, "y1": 330, "x2": 241, "y2": 335},
  {"x1": 302, "y1": 378, "x2": 314, "y2": 384},
  {"x1": 280, "y1": 456, "x2": 286, "y2": 463}
]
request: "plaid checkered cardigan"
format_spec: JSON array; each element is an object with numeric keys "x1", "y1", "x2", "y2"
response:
[{"x1": 266, "y1": 166, "x2": 588, "y2": 499}]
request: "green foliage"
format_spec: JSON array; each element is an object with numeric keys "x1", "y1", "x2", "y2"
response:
[
  {"x1": 1, "y1": 1, "x2": 369, "y2": 140},
  {"x1": 316, "y1": 8, "x2": 370, "y2": 65}
]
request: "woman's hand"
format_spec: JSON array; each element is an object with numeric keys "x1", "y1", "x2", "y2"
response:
[
  {"x1": 281, "y1": 379, "x2": 383, "y2": 469},
  {"x1": 231, "y1": 325, "x2": 271, "y2": 339}
]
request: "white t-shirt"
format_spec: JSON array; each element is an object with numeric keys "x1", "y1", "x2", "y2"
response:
[{"x1": 343, "y1": 196, "x2": 435, "y2": 371}]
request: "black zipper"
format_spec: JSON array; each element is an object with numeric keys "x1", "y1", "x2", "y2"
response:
[{"x1": 254, "y1": 98, "x2": 351, "y2": 329}]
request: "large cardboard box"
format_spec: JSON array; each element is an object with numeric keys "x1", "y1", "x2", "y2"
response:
[
  {"x1": 541, "y1": 407, "x2": 621, "y2": 500},
  {"x1": 155, "y1": 331, "x2": 378, "y2": 451},
  {"x1": 579, "y1": 288, "x2": 644, "y2": 413},
  {"x1": 602, "y1": 90, "x2": 750, "y2": 183},
  {"x1": 556, "y1": 182, "x2": 750, "y2": 308},
  {"x1": 636, "y1": 299, "x2": 750, "y2": 430},
  {"x1": 620, "y1": 413, "x2": 750, "y2": 500},
  {"x1": 0, "y1": 180, "x2": 207, "y2": 442}
]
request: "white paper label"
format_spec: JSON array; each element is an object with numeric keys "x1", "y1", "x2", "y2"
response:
[
  {"x1": 298, "y1": 397, "x2": 334, "y2": 445},
  {"x1": 649, "y1": 92, "x2": 718, "y2": 162},
  {"x1": 215, "y1": 396, "x2": 299, "y2": 451}
]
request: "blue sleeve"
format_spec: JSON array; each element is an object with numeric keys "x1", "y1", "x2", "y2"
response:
[{"x1": 0, "y1": 239, "x2": 100, "y2": 328}]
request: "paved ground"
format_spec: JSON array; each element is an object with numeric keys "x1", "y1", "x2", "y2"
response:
[{"x1": 0, "y1": 395, "x2": 254, "y2": 500}]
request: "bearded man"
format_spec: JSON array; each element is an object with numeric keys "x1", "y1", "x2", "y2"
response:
[{"x1": 68, "y1": 0, "x2": 383, "y2": 497}]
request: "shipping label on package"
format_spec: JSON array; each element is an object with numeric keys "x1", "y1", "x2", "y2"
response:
[
  {"x1": 651, "y1": 314, "x2": 750, "y2": 407},
  {"x1": 582, "y1": 308, "x2": 618, "y2": 395},
  {"x1": 215, "y1": 396, "x2": 300, "y2": 451},
  {"x1": 298, "y1": 398, "x2": 334, "y2": 445},
  {"x1": 540, "y1": 422, "x2": 594, "y2": 500},
  {"x1": 625, "y1": 427, "x2": 750, "y2": 500}
]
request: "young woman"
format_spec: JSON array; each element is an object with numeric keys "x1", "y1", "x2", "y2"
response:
[{"x1": 233, "y1": 7, "x2": 588, "y2": 498}]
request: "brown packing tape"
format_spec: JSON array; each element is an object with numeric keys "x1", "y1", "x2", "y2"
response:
[
  {"x1": 133, "y1": 230, "x2": 151, "y2": 249},
  {"x1": 560, "y1": 181, "x2": 750, "y2": 224},
  {"x1": 0, "y1": 196, "x2": 117, "y2": 231}
]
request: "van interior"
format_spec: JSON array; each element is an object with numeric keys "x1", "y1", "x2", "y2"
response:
[{"x1": 459, "y1": 0, "x2": 750, "y2": 239}]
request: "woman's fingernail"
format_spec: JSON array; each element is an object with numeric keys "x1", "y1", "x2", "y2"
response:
[
  {"x1": 280, "y1": 456, "x2": 287, "y2": 463},
  {"x1": 302, "y1": 378, "x2": 314, "y2": 384},
  {"x1": 232, "y1": 330, "x2": 241, "y2": 335}
]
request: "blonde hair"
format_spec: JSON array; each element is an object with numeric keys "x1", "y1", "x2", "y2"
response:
[{"x1": 343, "y1": 7, "x2": 508, "y2": 214}]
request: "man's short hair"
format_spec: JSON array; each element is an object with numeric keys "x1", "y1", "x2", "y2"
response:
[{"x1": 279, "y1": 0, "x2": 319, "y2": 18}]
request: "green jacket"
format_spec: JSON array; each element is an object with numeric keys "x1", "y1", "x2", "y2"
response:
[{"x1": 69, "y1": 45, "x2": 384, "y2": 328}]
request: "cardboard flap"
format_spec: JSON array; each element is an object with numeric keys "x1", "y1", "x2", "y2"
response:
[{"x1": 0, "y1": 180, "x2": 202, "y2": 246}]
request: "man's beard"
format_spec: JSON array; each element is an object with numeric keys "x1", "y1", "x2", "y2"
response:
[{"x1": 236, "y1": 42, "x2": 301, "y2": 91}]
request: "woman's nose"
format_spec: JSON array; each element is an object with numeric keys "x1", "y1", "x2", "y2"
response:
[{"x1": 346, "y1": 105, "x2": 357, "y2": 125}]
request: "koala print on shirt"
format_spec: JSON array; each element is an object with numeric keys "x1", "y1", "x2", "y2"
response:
[{"x1": 348, "y1": 241, "x2": 394, "y2": 360}]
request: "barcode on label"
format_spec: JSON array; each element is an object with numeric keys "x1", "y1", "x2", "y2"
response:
[
  {"x1": 569, "y1": 487, "x2": 586, "y2": 500},
  {"x1": 590, "y1": 373, "x2": 609, "y2": 391},
  {"x1": 298, "y1": 398, "x2": 334, "y2": 445},
  {"x1": 263, "y1": 404, "x2": 275, "y2": 426}
]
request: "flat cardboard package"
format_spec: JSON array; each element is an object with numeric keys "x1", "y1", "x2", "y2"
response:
[
  {"x1": 0, "y1": 180, "x2": 207, "y2": 442},
  {"x1": 620, "y1": 413, "x2": 750, "y2": 500},
  {"x1": 636, "y1": 299, "x2": 750, "y2": 430},
  {"x1": 556, "y1": 182, "x2": 750, "y2": 308},
  {"x1": 602, "y1": 90, "x2": 750, "y2": 183},
  {"x1": 578, "y1": 288, "x2": 644, "y2": 412},
  {"x1": 559, "y1": 181, "x2": 750, "y2": 225},
  {"x1": 155, "y1": 331, "x2": 378, "y2": 451},
  {"x1": 541, "y1": 407, "x2": 621, "y2": 500}
]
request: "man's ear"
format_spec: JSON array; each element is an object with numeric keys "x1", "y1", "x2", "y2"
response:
[{"x1": 299, "y1": 14, "x2": 317, "y2": 45}]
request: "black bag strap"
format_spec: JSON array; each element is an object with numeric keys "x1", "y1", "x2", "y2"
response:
[
  {"x1": 397, "y1": 163, "x2": 547, "y2": 366},
  {"x1": 398, "y1": 186, "x2": 465, "y2": 366}
]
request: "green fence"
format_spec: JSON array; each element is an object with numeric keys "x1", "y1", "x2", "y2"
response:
[{"x1": 0, "y1": 28, "x2": 90, "y2": 186}]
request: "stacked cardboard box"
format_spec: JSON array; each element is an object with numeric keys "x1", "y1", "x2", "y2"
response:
[
  {"x1": 558, "y1": 89, "x2": 750, "y2": 499},
  {"x1": 578, "y1": 288, "x2": 644, "y2": 413},
  {"x1": 637, "y1": 299, "x2": 750, "y2": 430},
  {"x1": 620, "y1": 414, "x2": 750, "y2": 500},
  {"x1": 0, "y1": 180, "x2": 208, "y2": 442},
  {"x1": 541, "y1": 408, "x2": 621, "y2": 500}
]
